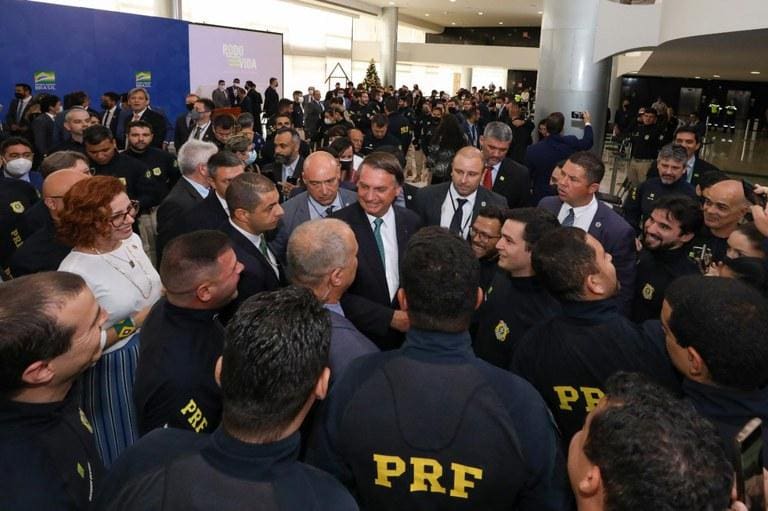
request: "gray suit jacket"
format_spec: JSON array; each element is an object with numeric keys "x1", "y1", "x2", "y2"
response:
[
  {"x1": 271, "y1": 188, "x2": 358, "y2": 261},
  {"x1": 411, "y1": 182, "x2": 507, "y2": 237}
]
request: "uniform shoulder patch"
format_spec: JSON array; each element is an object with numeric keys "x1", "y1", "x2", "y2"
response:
[
  {"x1": 642, "y1": 283, "x2": 655, "y2": 301},
  {"x1": 494, "y1": 320, "x2": 509, "y2": 342}
]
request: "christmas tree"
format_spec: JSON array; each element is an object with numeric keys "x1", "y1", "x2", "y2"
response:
[{"x1": 364, "y1": 59, "x2": 382, "y2": 89}]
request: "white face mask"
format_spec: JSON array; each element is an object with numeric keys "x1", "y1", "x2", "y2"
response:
[
  {"x1": 5, "y1": 158, "x2": 32, "y2": 177},
  {"x1": 245, "y1": 149, "x2": 258, "y2": 165}
]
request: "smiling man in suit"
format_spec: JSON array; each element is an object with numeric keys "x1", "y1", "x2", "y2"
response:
[
  {"x1": 271, "y1": 151, "x2": 356, "y2": 261},
  {"x1": 125, "y1": 88, "x2": 166, "y2": 149},
  {"x1": 220, "y1": 173, "x2": 285, "y2": 320},
  {"x1": 334, "y1": 151, "x2": 422, "y2": 350},
  {"x1": 412, "y1": 146, "x2": 506, "y2": 239},
  {"x1": 538, "y1": 151, "x2": 636, "y2": 314},
  {"x1": 480, "y1": 121, "x2": 531, "y2": 208}
]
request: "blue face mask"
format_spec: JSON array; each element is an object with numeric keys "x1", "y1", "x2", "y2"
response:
[{"x1": 245, "y1": 149, "x2": 258, "y2": 165}]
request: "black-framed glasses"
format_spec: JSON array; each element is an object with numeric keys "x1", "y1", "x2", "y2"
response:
[
  {"x1": 469, "y1": 227, "x2": 500, "y2": 242},
  {"x1": 109, "y1": 200, "x2": 140, "y2": 227}
]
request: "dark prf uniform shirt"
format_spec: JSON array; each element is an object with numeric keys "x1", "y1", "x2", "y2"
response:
[
  {"x1": 630, "y1": 123, "x2": 666, "y2": 159},
  {"x1": 511, "y1": 299, "x2": 681, "y2": 444},
  {"x1": 386, "y1": 111, "x2": 413, "y2": 154},
  {"x1": 92, "y1": 152, "x2": 161, "y2": 212},
  {"x1": 123, "y1": 146, "x2": 180, "y2": 202},
  {"x1": 308, "y1": 328, "x2": 569, "y2": 511},
  {"x1": 0, "y1": 176, "x2": 38, "y2": 275},
  {"x1": 362, "y1": 133, "x2": 402, "y2": 155},
  {"x1": 134, "y1": 298, "x2": 224, "y2": 436},
  {"x1": 623, "y1": 178, "x2": 697, "y2": 232},
  {"x1": 689, "y1": 226, "x2": 729, "y2": 267},
  {"x1": 473, "y1": 274, "x2": 561, "y2": 369},
  {"x1": 92, "y1": 428, "x2": 358, "y2": 511},
  {"x1": 8, "y1": 214, "x2": 71, "y2": 277},
  {"x1": 631, "y1": 246, "x2": 700, "y2": 323},
  {"x1": 0, "y1": 386, "x2": 104, "y2": 510}
]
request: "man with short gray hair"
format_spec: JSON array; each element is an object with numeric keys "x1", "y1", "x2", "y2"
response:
[
  {"x1": 623, "y1": 143, "x2": 697, "y2": 231},
  {"x1": 287, "y1": 218, "x2": 377, "y2": 384},
  {"x1": 480, "y1": 121, "x2": 530, "y2": 208},
  {"x1": 156, "y1": 140, "x2": 218, "y2": 260}
]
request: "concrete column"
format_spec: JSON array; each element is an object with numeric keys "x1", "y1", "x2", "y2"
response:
[
  {"x1": 535, "y1": 0, "x2": 610, "y2": 154},
  {"x1": 158, "y1": 0, "x2": 181, "y2": 19},
  {"x1": 380, "y1": 7, "x2": 398, "y2": 88},
  {"x1": 606, "y1": 55, "x2": 623, "y2": 128},
  {"x1": 461, "y1": 67, "x2": 473, "y2": 90}
]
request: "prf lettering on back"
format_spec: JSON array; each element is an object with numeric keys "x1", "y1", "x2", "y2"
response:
[
  {"x1": 179, "y1": 399, "x2": 209, "y2": 433},
  {"x1": 553, "y1": 386, "x2": 605, "y2": 412},
  {"x1": 373, "y1": 454, "x2": 483, "y2": 499}
]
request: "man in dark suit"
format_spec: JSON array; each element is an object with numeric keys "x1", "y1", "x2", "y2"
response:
[
  {"x1": 226, "y1": 78, "x2": 242, "y2": 107},
  {"x1": 333, "y1": 152, "x2": 422, "y2": 350},
  {"x1": 99, "y1": 92, "x2": 121, "y2": 139},
  {"x1": 31, "y1": 95, "x2": 61, "y2": 162},
  {"x1": 645, "y1": 126, "x2": 720, "y2": 186},
  {"x1": 220, "y1": 172, "x2": 285, "y2": 319},
  {"x1": 538, "y1": 151, "x2": 636, "y2": 315},
  {"x1": 525, "y1": 111, "x2": 594, "y2": 204},
  {"x1": 156, "y1": 139, "x2": 218, "y2": 259},
  {"x1": 242, "y1": 81, "x2": 263, "y2": 134},
  {"x1": 263, "y1": 77, "x2": 280, "y2": 119},
  {"x1": 173, "y1": 93, "x2": 199, "y2": 151},
  {"x1": 412, "y1": 146, "x2": 506, "y2": 239},
  {"x1": 271, "y1": 151, "x2": 357, "y2": 261},
  {"x1": 504, "y1": 102, "x2": 534, "y2": 164},
  {"x1": 262, "y1": 127, "x2": 304, "y2": 200},
  {"x1": 479, "y1": 121, "x2": 531, "y2": 208},
  {"x1": 181, "y1": 150, "x2": 244, "y2": 235},
  {"x1": 5, "y1": 83, "x2": 33, "y2": 137},
  {"x1": 182, "y1": 98, "x2": 217, "y2": 149},
  {"x1": 124, "y1": 87, "x2": 167, "y2": 149}
]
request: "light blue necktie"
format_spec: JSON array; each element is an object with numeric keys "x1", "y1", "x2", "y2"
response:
[{"x1": 373, "y1": 218, "x2": 385, "y2": 267}]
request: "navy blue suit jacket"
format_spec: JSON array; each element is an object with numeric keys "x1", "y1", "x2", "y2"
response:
[
  {"x1": 525, "y1": 125, "x2": 594, "y2": 204},
  {"x1": 538, "y1": 195, "x2": 636, "y2": 314},
  {"x1": 333, "y1": 202, "x2": 422, "y2": 350}
]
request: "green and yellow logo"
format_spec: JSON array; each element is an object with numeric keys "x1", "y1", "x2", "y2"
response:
[
  {"x1": 135, "y1": 71, "x2": 152, "y2": 87},
  {"x1": 34, "y1": 71, "x2": 56, "y2": 90}
]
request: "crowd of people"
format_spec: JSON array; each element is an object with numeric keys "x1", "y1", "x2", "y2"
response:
[{"x1": 1, "y1": 77, "x2": 767, "y2": 510}]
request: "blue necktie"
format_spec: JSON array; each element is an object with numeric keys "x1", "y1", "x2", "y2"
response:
[{"x1": 562, "y1": 207, "x2": 575, "y2": 227}]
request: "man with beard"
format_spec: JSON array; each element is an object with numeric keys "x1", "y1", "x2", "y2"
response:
[
  {"x1": 124, "y1": 121, "x2": 179, "y2": 201},
  {"x1": 468, "y1": 205, "x2": 505, "y2": 292},
  {"x1": 631, "y1": 195, "x2": 702, "y2": 322}
]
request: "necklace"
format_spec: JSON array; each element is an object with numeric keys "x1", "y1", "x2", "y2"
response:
[{"x1": 95, "y1": 241, "x2": 154, "y2": 299}]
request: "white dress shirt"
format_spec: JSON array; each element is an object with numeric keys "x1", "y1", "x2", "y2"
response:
[
  {"x1": 216, "y1": 192, "x2": 230, "y2": 217},
  {"x1": 440, "y1": 183, "x2": 477, "y2": 238},
  {"x1": 366, "y1": 206, "x2": 399, "y2": 302},
  {"x1": 228, "y1": 219, "x2": 280, "y2": 278},
  {"x1": 558, "y1": 194, "x2": 599, "y2": 232}
]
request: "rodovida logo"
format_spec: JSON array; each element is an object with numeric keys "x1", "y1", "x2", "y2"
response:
[{"x1": 222, "y1": 44, "x2": 258, "y2": 70}]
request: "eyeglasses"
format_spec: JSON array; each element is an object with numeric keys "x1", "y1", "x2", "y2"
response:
[
  {"x1": 469, "y1": 227, "x2": 500, "y2": 242},
  {"x1": 109, "y1": 200, "x2": 140, "y2": 227}
]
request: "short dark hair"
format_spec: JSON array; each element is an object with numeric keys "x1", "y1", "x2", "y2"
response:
[
  {"x1": 360, "y1": 151, "x2": 404, "y2": 185},
  {"x1": 126, "y1": 120, "x2": 153, "y2": 134},
  {"x1": 83, "y1": 125, "x2": 114, "y2": 145},
  {"x1": 213, "y1": 113, "x2": 236, "y2": 130},
  {"x1": 15, "y1": 83, "x2": 31, "y2": 93},
  {"x1": 384, "y1": 96, "x2": 398, "y2": 113},
  {"x1": 226, "y1": 172, "x2": 276, "y2": 213},
  {"x1": 65, "y1": 91, "x2": 88, "y2": 109},
  {"x1": 674, "y1": 126, "x2": 701, "y2": 145},
  {"x1": 697, "y1": 170, "x2": 728, "y2": 192},
  {"x1": 327, "y1": 137, "x2": 353, "y2": 158},
  {"x1": 532, "y1": 227, "x2": 597, "y2": 301},
  {"x1": 222, "y1": 286, "x2": 330, "y2": 437},
  {"x1": 504, "y1": 207, "x2": 560, "y2": 251},
  {"x1": 568, "y1": 151, "x2": 605, "y2": 185},
  {"x1": 40, "y1": 94, "x2": 61, "y2": 114},
  {"x1": 371, "y1": 113, "x2": 389, "y2": 128},
  {"x1": 734, "y1": 222, "x2": 767, "y2": 255},
  {"x1": 160, "y1": 230, "x2": 233, "y2": 295},
  {"x1": 666, "y1": 275, "x2": 768, "y2": 390},
  {"x1": 207, "y1": 150, "x2": 243, "y2": 179},
  {"x1": 648, "y1": 195, "x2": 703, "y2": 235},
  {"x1": 400, "y1": 227, "x2": 479, "y2": 332},
  {"x1": 0, "y1": 136, "x2": 33, "y2": 155},
  {"x1": 0, "y1": 272, "x2": 87, "y2": 396},
  {"x1": 41, "y1": 150, "x2": 89, "y2": 177},
  {"x1": 721, "y1": 256, "x2": 768, "y2": 293},
  {"x1": 476, "y1": 205, "x2": 506, "y2": 224},
  {"x1": 545, "y1": 112, "x2": 565, "y2": 135},
  {"x1": 196, "y1": 98, "x2": 215, "y2": 112},
  {"x1": 102, "y1": 91, "x2": 120, "y2": 103},
  {"x1": 584, "y1": 372, "x2": 732, "y2": 511}
]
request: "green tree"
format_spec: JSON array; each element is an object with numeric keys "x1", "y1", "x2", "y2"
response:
[{"x1": 364, "y1": 59, "x2": 382, "y2": 89}]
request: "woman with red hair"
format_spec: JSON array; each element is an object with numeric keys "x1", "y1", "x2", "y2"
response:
[{"x1": 58, "y1": 176, "x2": 161, "y2": 466}]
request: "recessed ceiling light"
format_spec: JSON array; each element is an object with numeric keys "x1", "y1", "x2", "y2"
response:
[
  {"x1": 451, "y1": 21, "x2": 456, "y2": 25},
  {"x1": 478, "y1": 11, "x2": 484, "y2": 15},
  {"x1": 713, "y1": 74, "x2": 720, "y2": 78},
  {"x1": 751, "y1": 71, "x2": 761, "y2": 75},
  {"x1": 694, "y1": 76, "x2": 701, "y2": 79},
  {"x1": 388, "y1": 1, "x2": 394, "y2": 4},
  {"x1": 449, "y1": 0, "x2": 456, "y2": 2},
  {"x1": 498, "y1": 21, "x2": 504, "y2": 24},
  {"x1": 537, "y1": 11, "x2": 543, "y2": 14},
  {"x1": 424, "y1": 13, "x2": 429, "y2": 16}
]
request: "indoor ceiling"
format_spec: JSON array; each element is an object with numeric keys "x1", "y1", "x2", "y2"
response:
[
  {"x1": 360, "y1": 0, "x2": 544, "y2": 28},
  {"x1": 638, "y1": 29, "x2": 768, "y2": 82}
]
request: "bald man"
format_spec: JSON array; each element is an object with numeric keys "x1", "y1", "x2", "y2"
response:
[
  {"x1": 8, "y1": 169, "x2": 90, "y2": 276},
  {"x1": 411, "y1": 146, "x2": 507, "y2": 239},
  {"x1": 287, "y1": 218, "x2": 377, "y2": 385},
  {"x1": 690, "y1": 179, "x2": 751, "y2": 265},
  {"x1": 271, "y1": 151, "x2": 357, "y2": 261}
]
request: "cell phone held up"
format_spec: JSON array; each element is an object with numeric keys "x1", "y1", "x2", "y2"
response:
[
  {"x1": 733, "y1": 418, "x2": 766, "y2": 510},
  {"x1": 571, "y1": 111, "x2": 585, "y2": 120}
]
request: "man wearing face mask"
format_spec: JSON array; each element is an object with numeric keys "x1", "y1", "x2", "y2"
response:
[
  {"x1": 0, "y1": 138, "x2": 40, "y2": 273},
  {"x1": 1, "y1": 137, "x2": 42, "y2": 191},
  {"x1": 174, "y1": 93, "x2": 199, "y2": 151},
  {"x1": 187, "y1": 99, "x2": 216, "y2": 145},
  {"x1": 211, "y1": 80, "x2": 229, "y2": 109},
  {"x1": 271, "y1": 151, "x2": 357, "y2": 261}
]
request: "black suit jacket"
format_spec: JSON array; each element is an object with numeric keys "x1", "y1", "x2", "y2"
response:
[
  {"x1": 410, "y1": 182, "x2": 507, "y2": 235},
  {"x1": 126, "y1": 109, "x2": 166, "y2": 149},
  {"x1": 5, "y1": 98, "x2": 31, "y2": 130},
  {"x1": 493, "y1": 158, "x2": 531, "y2": 208},
  {"x1": 334, "y1": 203, "x2": 422, "y2": 350},
  {"x1": 264, "y1": 87, "x2": 279, "y2": 118},
  {"x1": 101, "y1": 107, "x2": 121, "y2": 139},
  {"x1": 180, "y1": 190, "x2": 229, "y2": 235},
  {"x1": 174, "y1": 113, "x2": 192, "y2": 151},
  {"x1": 156, "y1": 178, "x2": 207, "y2": 259},
  {"x1": 220, "y1": 221, "x2": 284, "y2": 317},
  {"x1": 262, "y1": 156, "x2": 305, "y2": 185},
  {"x1": 31, "y1": 114, "x2": 55, "y2": 157}
]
